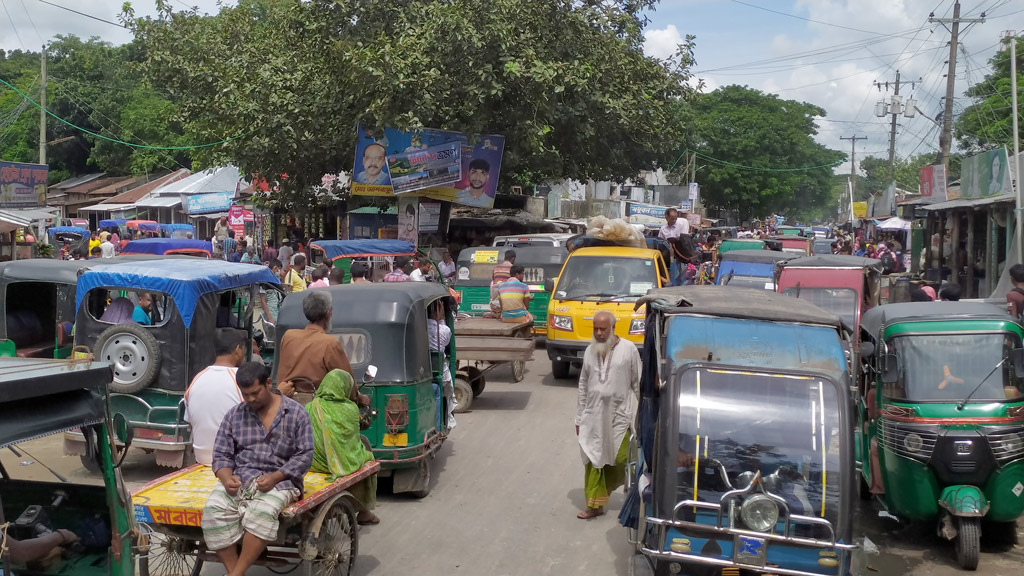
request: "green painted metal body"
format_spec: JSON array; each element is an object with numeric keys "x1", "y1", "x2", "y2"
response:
[{"x1": 857, "y1": 306, "x2": 1024, "y2": 524}]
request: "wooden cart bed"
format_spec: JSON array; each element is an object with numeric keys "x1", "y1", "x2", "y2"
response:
[
  {"x1": 453, "y1": 317, "x2": 531, "y2": 337},
  {"x1": 131, "y1": 461, "x2": 380, "y2": 526}
]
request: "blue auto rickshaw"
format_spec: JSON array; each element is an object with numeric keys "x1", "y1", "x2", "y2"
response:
[
  {"x1": 47, "y1": 226, "x2": 90, "y2": 257},
  {"x1": 159, "y1": 223, "x2": 195, "y2": 239},
  {"x1": 309, "y1": 239, "x2": 419, "y2": 282},
  {"x1": 715, "y1": 249, "x2": 798, "y2": 290},
  {"x1": 64, "y1": 259, "x2": 280, "y2": 468},
  {"x1": 625, "y1": 286, "x2": 855, "y2": 576},
  {"x1": 121, "y1": 238, "x2": 213, "y2": 258}
]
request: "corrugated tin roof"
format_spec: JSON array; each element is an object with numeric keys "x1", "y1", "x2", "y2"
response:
[
  {"x1": 49, "y1": 173, "x2": 105, "y2": 190},
  {"x1": 101, "y1": 169, "x2": 190, "y2": 205},
  {"x1": 922, "y1": 193, "x2": 1014, "y2": 211},
  {"x1": 88, "y1": 176, "x2": 142, "y2": 197}
]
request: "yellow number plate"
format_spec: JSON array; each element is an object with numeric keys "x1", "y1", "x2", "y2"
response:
[
  {"x1": 472, "y1": 250, "x2": 499, "y2": 264},
  {"x1": 382, "y1": 433, "x2": 408, "y2": 447}
]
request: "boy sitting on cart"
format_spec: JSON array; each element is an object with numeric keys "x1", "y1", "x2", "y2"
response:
[{"x1": 202, "y1": 361, "x2": 314, "y2": 576}]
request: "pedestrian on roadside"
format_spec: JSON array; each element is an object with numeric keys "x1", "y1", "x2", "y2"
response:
[
  {"x1": 575, "y1": 310, "x2": 640, "y2": 520},
  {"x1": 350, "y1": 261, "x2": 372, "y2": 283},
  {"x1": 328, "y1": 268, "x2": 346, "y2": 286},
  {"x1": 308, "y1": 266, "x2": 330, "y2": 289},
  {"x1": 259, "y1": 259, "x2": 284, "y2": 323},
  {"x1": 240, "y1": 245, "x2": 257, "y2": 263},
  {"x1": 1006, "y1": 264, "x2": 1024, "y2": 318},
  {"x1": 100, "y1": 233, "x2": 116, "y2": 258},
  {"x1": 222, "y1": 231, "x2": 238, "y2": 261},
  {"x1": 383, "y1": 257, "x2": 413, "y2": 282},
  {"x1": 283, "y1": 254, "x2": 308, "y2": 293},
  {"x1": 277, "y1": 239, "x2": 294, "y2": 268},
  {"x1": 263, "y1": 239, "x2": 278, "y2": 264},
  {"x1": 184, "y1": 328, "x2": 247, "y2": 466},
  {"x1": 939, "y1": 283, "x2": 961, "y2": 302}
]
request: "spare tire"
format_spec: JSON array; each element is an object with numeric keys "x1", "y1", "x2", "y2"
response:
[{"x1": 96, "y1": 323, "x2": 161, "y2": 394}]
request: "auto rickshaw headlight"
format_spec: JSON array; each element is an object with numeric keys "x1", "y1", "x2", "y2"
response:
[
  {"x1": 740, "y1": 494, "x2": 779, "y2": 532},
  {"x1": 629, "y1": 318, "x2": 646, "y2": 335},
  {"x1": 551, "y1": 315, "x2": 573, "y2": 331},
  {"x1": 903, "y1": 432, "x2": 924, "y2": 453}
]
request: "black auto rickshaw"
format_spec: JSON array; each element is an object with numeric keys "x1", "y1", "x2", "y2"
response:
[
  {"x1": 275, "y1": 282, "x2": 455, "y2": 496},
  {"x1": 625, "y1": 286, "x2": 856, "y2": 576}
]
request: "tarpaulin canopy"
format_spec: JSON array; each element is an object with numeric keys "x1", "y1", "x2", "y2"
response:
[
  {"x1": 46, "y1": 226, "x2": 89, "y2": 237},
  {"x1": 875, "y1": 217, "x2": 910, "y2": 231},
  {"x1": 126, "y1": 220, "x2": 156, "y2": 229},
  {"x1": 75, "y1": 260, "x2": 279, "y2": 329},
  {"x1": 159, "y1": 223, "x2": 194, "y2": 233},
  {"x1": 309, "y1": 239, "x2": 417, "y2": 261},
  {"x1": 137, "y1": 222, "x2": 162, "y2": 232},
  {"x1": 98, "y1": 219, "x2": 127, "y2": 228},
  {"x1": 120, "y1": 238, "x2": 212, "y2": 257}
]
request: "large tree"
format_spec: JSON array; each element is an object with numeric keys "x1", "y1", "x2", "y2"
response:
[
  {"x1": 858, "y1": 153, "x2": 952, "y2": 196},
  {"x1": 955, "y1": 35, "x2": 1023, "y2": 154},
  {"x1": 679, "y1": 85, "x2": 844, "y2": 220},
  {"x1": 125, "y1": 0, "x2": 696, "y2": 209}
]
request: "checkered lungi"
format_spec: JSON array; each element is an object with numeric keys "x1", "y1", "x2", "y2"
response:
[{"x1": 201, "y1": 479, "x2": 299, "y2": 550}]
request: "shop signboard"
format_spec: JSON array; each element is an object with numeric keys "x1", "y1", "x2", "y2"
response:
[
  {"x1": 627, "y1": 202, "x2": 667, "y2": 226},
  {"x1": 919, "y1": 164, "x2": 947, "y2": 203},
  {"x1": 0, "y1": 161, "x2": 48, "y2": 208},
  {"x1": 960, "y1": 148, "x2": 1012, "y2": 199},
  {"x1": 183, "y1": 192, "x2": 234, "y2": 215}
]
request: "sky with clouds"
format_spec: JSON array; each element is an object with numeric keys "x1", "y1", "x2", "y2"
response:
[{"x1": 1, "y1": 0, "x2": 1021, "y2": 174}]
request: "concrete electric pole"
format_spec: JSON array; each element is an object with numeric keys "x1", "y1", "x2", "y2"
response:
[
  {"x1": 874, "y1": 72, "x2": 919, "y2": 184},
  {"x1": 840, "y1": 135, "x2": 867, "y2": 199},
  {"x1": 930, "y1": 2, "x2": 985, "y2": 170},
  {"x1": 39, "y1": 45, "x2": 46, "y2": 165}
]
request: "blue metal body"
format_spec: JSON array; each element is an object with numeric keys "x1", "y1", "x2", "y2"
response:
[
  {"x1": 121, "y1": 238, "x2": 213, "y2": 257},
  {"x1": 310, "y1": 239, "x2": 416, "y2": 262},
  {"x1": 715, "y1": 260, "x2": 776, "y2": 284}
]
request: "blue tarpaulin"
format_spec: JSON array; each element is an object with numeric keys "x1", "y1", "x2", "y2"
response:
[
  {"x1": 159, "y1": 223, "x2": 194, "y2": 233},
  {"x1": 46, "y1": 226, "x2": 89, "y2": 237},
  {"x1": 98, "y1": 219, "x2": 127, "y2": 228},
  {"x1": 120, "y1": 238, "x2": 212, "y2": 257},
  {"x1": 310, "y1": 239, "x2": 416, "y2": 261},
  {"x1": 137, "y1": 222, "x2": 161, "y2": 232},
  {"x1": 75, "y1": 260, "x2": 279, "y2": 329}
]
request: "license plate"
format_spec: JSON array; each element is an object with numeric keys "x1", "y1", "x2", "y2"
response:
[
  {"x1": 382, "y1": 433, "x2": 408, "y2": 447},
  {"x1": 576, "y1": 350, "x2": 586, "y2": 358},
  {"x1": 734, "y1": 535, "x2": 767, "y2": 567}
]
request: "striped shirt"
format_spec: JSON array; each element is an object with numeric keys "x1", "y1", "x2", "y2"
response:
[
  {"x1": 383, "y1": 269, "x2": 410, "y2": 282},
  {"x1": 492, "y1": 260, "x2": 513, "y2": 284},
  {"x1": 498, "y1": 278, "x2": 531, "y2": 319}
]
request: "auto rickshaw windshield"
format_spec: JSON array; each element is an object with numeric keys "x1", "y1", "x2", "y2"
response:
[
  {"x1": 888, "y1": 333, "x2": 1024, "y2": 402},
  {"x1": 555, "y1": 256, "x2": 657, "y2": 301},
  {"x1": 666, "y1": 368, "x2": 842, "y2": 533},
  {"x1": 782, "y1": 287, "x2": 858, "y2": 328},
  {"x1": 721, "y1": 274, "x2": 773, "y2": 290}
]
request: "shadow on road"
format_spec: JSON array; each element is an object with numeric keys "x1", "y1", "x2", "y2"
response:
[
  {"x1": 540, "y1": 369, "x2": 579, "y2": 388},
  {"x1": 376, "y1": 437, "x2": 453, "y2": 501},
  {"x1": 466, "y1": 390, "x2": 532, "y2": 411}
]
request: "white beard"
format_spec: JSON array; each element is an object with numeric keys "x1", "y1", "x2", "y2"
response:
[{"x1": 590, "y1": 336, "x2": 616, "y2": 360}]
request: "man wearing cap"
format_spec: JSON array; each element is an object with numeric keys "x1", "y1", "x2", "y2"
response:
[{"x1": 278, "y1": 239, "x2": 294, "y2": 268}]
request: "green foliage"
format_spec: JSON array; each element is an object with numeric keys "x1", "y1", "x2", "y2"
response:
[
  {"x1": 674, "y1": 85, "x2": 844, "y2": 220},
  {"x1": 0, "y1": 36, "x2": 189, "y2": 178},
  {"x1": 858, "y1": 153, "x2": 944, "y2": 196},
  {"x1": 955, "y1": 36, "x2": 1024, "y2": 154},
  {"x1": 126, "y1": 0, "x2": 695, "y2": 209}
]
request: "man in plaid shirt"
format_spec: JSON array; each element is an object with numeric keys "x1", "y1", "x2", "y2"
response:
[
  {"x1": 383, "y1": 256, "x2": 414, "y2": 282},
  {"x1": 201, "y1": 361, "x2": 313, "y2": 576}
]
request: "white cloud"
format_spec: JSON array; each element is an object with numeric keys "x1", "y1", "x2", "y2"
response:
[{"x1": 644, "y1": 24, "x2": 684, "y2": 61}]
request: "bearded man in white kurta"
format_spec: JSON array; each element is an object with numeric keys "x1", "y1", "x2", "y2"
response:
[{"x1": 575, "y1": 310, "x2": 640, "y2": 519}]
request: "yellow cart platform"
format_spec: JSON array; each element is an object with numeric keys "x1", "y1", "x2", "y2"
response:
[{"x1": 132, "y1": 460, "x2": 379, "y2": 576}]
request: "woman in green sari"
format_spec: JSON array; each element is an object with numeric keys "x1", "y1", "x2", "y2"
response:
[{"x1": 306, "y1": 369, "x2": 380, "y2": 525}]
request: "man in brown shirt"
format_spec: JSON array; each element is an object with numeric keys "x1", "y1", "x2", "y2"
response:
[{"x1": 276, "y1": 291, "x2": 367, "y2": 406}]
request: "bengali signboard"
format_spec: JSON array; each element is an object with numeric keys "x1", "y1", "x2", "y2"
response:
[
  {"x1": 960, "y1": 148, "x2": 1012, "y2": 199},
  {"x1": 0, "y1": 161, "x2": 48, "y2": 208},
  {"x1": 627, "y1": 203, "x2": 668, "y2": 226},
  {"x1": 182, "y1": 192, "x2": 234, "y2": 215},
  {"x1": 919, "y1": 164, "x2": 947, "y2": 203},
  {"x1": 352, "y1": 125, "x2": 505, "y2": 208}
]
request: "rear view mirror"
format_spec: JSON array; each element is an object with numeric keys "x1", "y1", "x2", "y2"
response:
[
  {"x1": 1013, "y1": 349, "x2": 1024, "y2": 378},
  {"x1": 544, "y1": 277, "x2": 559, "y2": 293},
  {"x1": 881, "y1": 354, "x2": 899, "y2": 384},
  {"x1": 860, "y1": 341, "x2": 875, "y2": 359},
  {"x1": 112, "y1": 413, "x2": 133, "y2": 468}
]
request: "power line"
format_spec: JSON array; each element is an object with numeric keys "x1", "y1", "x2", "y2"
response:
[
  {"x1": 1, "y1": 0, "x2": 26, "y2": 49},
  {"x1": 0, "y1": 76, "x2": 251, "y2": 150},
  {"x1": 34, "y1": 0, "x2": 122, "y2": 28},
  {"x1": 727, "y1": 0, "x2": 940, "y2": 39},
  {"x1": 16, "y1": 0, "x2": 41, "y2": 45}
]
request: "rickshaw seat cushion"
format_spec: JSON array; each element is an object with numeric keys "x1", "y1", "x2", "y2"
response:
[{"x1": 56, "y1": 322, "x2": 74, "y2": 347}]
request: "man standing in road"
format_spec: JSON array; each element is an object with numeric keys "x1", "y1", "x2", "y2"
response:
[
  {"x1": 202, "y1": 361, "x2": 314, "y2": 576},
  {"x1": 184, "y1": 328, "x2": 246, "y2": 466},
  {"x1": 409, "y1": 259, "x2": 432, "y2": 282},
  {"x1": 383, "y1": 256, "x2": 413, "y2": 282},
  {"x1": 658, "y1": 208, "x2": 689, "y2": 286},
  {"x1": 222, "y1": 231, "x2": 238, "y2": 262},
  {"x1": 283, "y1": 254, "x2": 308, "y2": 293},
  {"x1": 575, "y1": 310, "x2": 639, "y2": 520},
  {"x1": 99, "y1": 232, "x2": 116, "y2": 258},
  {"x1": 277, "y1": 239, "x2": 294, "y2": 267}
]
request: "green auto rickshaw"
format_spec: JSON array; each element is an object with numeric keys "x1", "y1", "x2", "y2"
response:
[
  {"x1": 858, "y1": 301, "x2": 1024, "y2": 570},
  {"x1": 275, "y1": 282, "x2": 455, "y2": 497},
  {"x1": 0, "y1": 357, "x2": 136, "y2": 576},
  {"x1": 455, "y1": 245, "x2": 567, "y2": 334}
]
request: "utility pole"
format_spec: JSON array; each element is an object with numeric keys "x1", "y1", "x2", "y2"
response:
[
  {"x1": 874, "y1": 72, "x2": 919, "y2": 184},
  {"x1": 1008, "y1": 31, "x2": 1021, "y2": 263},
  {"x1": 931, "y1": 2, "x2": 985, "y2": 170},
  {"x1": 840, "y1": 135, "x2": 867, "y2": 199},
  {"x1": 39, "y1": 44, "x2": 46, "y2": 165}
]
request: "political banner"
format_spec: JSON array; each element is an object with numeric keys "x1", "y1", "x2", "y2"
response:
[
  {"x1": 852, "y1": 201, "x2": 867, "y2": 219},
  {"x1": 352, "y1": 125, "x2": 505, "y2": 208},
  {"x1": 688, "y1": 182, "x2": 699, "y2": 201},
  {"x1": 0, "y1": 161, "x2": 48, "y2": 208},
  {"x1": 397, "y1": 196, "x2": 418, "y2": 246},
  {"x1": 627, "y1": 202, "x2": 667, "y2": 226},
  {"x1": 419, "y1": 202, "x2": 441, "y2": 233},
  {"x1": 919, "y1": 164, "x2": 946, "y2": 202},
  {"x1": 960, "y1": 148, "x2": 1012, "y2": 199}
]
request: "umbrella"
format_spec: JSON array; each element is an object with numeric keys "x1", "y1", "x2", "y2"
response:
[{"x1": 876, "y1": 217, "x2": 910, "y2": 231}]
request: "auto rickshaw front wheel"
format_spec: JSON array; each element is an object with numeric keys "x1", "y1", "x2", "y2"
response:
[
  {"x1": 96, "y1": 323, "x2": 161, "y2": 394},
  {"x1": 954, "y1": 516, "x2": 980, "y2": 570}
]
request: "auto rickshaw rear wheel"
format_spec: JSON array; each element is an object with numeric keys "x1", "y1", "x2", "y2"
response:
[
  {"x1": 138, "y1": 526, "x2": 203, "y2": 576},
  {"x1": 410, "y1": 458, "x2": 432, "y2": 499},
  {"x1": 551, "y1": 360, "x2": 571, "y2": 379},
  {"x1": 96, "y1": 323, "x2": 161, "y2": 394},
  {"x1": 303, "y1": 498, "x2": 358, "y2": 576},
  {"x1": 954, "y1": 516, "x2": 980, "y2": 570},
  {"x1": 453, "y1": 376, "x2": 473, "y2": 413}
]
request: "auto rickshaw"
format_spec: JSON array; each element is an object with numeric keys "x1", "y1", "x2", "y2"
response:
[
  {"x1": 64, "y1": 259, "x2": 280, "y2": 469},
  {"x1": 309, "y1": 239, "x2": 417, "y2": 280},
  {"x1": 46, "y1": 226, "x2": 90, "y2": 257},
  {"x1": 158, "y1": 223, "x2": 194, "y2": 239},
  {"x1": 275, "y1": 282, "x2": 455, "y2": 496},
  {"x1": 120, "y1": 238, "x2": 213, "y2": 258},
  {"x1": 715, "y1": 249, "x2": 797, "y2": 290},
  {"x1": 772, "y1": 235, "x2": 814, "y2": 256},
  {"x1": 775, "y1": 255, "x2": 882, "y2": 336},
  {"x1": 626, "y1": 286, "x2": 855, "y2": 576},
  {"x1": 857, "y1": 302, "x2": 1024, "y2": 570},
  {"x1": 455, "y1": 245, "x2": 567, "y2": 333},
  {"x1": 0, "y1": 356, "x2": 136, "y2": 575},
  {"x1": 124, "y1": 220, "x2": 157, "y2": 240}
]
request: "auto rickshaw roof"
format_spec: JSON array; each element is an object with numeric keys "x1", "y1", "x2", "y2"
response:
[
  {"x1": 159, "y1": 223, "x2": 194, "y2": 232},
  {"x1": 121, "y1": 238, "x2": 213, "y2": 256},
  {"x1": 780, "y1": 254, "x2": 882, "y2": 270},
  {"x1": 46, "y1": 226, "x2": 89, "y2": 237},
  {"x1": 0, "y1": 255, "x2": 172, "y2": 284},
  {"x1": 637, "y1": 285, "x2": 843, "y2": 329},
  {"x1": 98, "y1": 219, "x2": 127, "y2": 228},
  {"x1": 0, "y1": 358, "x2": 110, "y2": 448},
  {"x1": 860, "y1": 301, "x2": 1013, "y2": 336},
  {"x1": 309, "y1": 239, "x2": 416, "y2": 261},
  {"x1": 718, "y1": 249, "x2": 799, "y2": 264},
  {"x1": 278, "y1": 282, "x2": 453, "y2": 329},
  {"x1": 75, "y1": 260, "x2": 280, "y2": 329}
]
